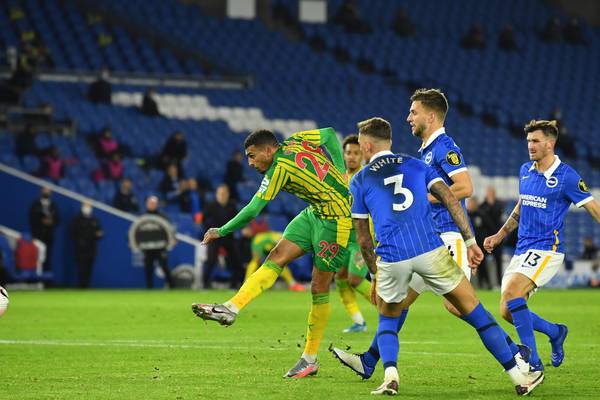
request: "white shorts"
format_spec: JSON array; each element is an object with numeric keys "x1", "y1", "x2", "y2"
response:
[
  {"x1": 501, "y1": 249, "x2": 565, "y2": 292},
  {"x1": 409, "y1": 231, "x2": 470, "y2": 294},
  {"x1": 377, "y1": 246, "x2": 465, "y2": 303}
]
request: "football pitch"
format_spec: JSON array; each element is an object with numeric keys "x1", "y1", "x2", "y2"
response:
[{"x1": 2, "y1": 289, "x2": 599, "y2": 399}]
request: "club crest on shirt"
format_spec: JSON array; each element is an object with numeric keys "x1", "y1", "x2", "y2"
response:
[
  {"x1": 446, "y1": 150, "x2": 461, "y2": 166},
  {"x1": 424, "y1": 151, "x2": 433, "y2": 164},
  {"x1": 546, "y1": 176, "x2": 558, "y2": 188},
  {"x1": 578, "y1": 178, "x2": 589, "y2": 193}
]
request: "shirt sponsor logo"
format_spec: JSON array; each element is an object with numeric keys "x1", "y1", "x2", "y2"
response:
[
  {"x1": 446, "y1": 150, "x2": 461, "y2": 166},
  {"x1": 546, "y1": 176, "x2": 558, "y2": 188},
  {"x1": 424, "y1": 151, "x2": 433, "y2": 164},
  {"x1": 579, "y1": 178, "x2": 589, "y2": 193},
  {"x1": 521, "y1": 194, "x2": 547, "y2": 209},
  {"x1": 258, "y1": 176, "x2": 270, "y2": 194}
]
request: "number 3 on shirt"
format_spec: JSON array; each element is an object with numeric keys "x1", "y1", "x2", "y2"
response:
[{"x1": 384, "y1": 174, "x2": 414, "y2": 211}]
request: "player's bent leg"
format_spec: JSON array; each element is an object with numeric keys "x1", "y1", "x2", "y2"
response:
[
  {"x1": 336, "y1": 267, "x2": 366, "y2": 332},
  {"x1": 348, "y1": 273, "x2": 373, "y2": 304}
]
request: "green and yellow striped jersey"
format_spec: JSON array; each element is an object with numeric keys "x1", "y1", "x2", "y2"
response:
[{"x1": 256, "y1": 128, "x2": 351, "y2": 219}]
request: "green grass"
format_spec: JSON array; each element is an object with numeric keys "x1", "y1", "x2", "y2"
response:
[{"x1": 1, "y1": 289, "x2": 599, "y2": 399}]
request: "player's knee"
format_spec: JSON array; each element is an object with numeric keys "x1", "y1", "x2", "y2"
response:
[{"x1": 335, "y1": 268, "x2": 348, "y2": 280}]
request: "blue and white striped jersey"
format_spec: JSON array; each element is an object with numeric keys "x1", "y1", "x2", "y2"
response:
[
  {"x1": 419, "y1": 128, "x2": 469, "y2": 234},
  {"x1": 516, "y1": 156, "x2": 593, "y2": 255},
  {"x1": 350, "y1": 151, "x2": 444, "y2": 262}
]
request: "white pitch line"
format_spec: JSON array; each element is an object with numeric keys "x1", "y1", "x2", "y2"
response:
[{"x1": 0, "y1": 339, "x2": 479, "y2": 356}]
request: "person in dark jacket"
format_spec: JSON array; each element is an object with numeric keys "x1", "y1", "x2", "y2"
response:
[
  {"x1": 467, "y1": 197, "x2": 492, "y2": 289},
  {"x1": 159, "y1": 131, "x2": 187, "y2": 174},
  {"x1": 28, "y1": 186, "x2": 59, "y2": 271},
  {"x1": 142, "y1": 196, "x2": 173, "y2": 289},
  {"x1": 70, "y1": 201, "x2": 103, "y2": 288},
  {"x1": 87, "y1": 67, "x2": 112, "y2": 104},
  {"x1": 202, "y1": 184, "x2": 243, "y2": 289},
  {"x1": 479, "y1": 187, "x2": 505, "y2": 287},
  {"x1": 223, "y1": 151, "x2": 244, "y2": 202},
  {"x1": 141, "y1": 88, "x2": 160, "y2": 117},
  {"x1": 113, "y1": 178, "x2": 140, "y2": 213}
]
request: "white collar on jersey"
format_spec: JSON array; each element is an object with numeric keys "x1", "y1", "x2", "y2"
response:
[
  {"x1": 419, "y1": 127, "x2": 446, "y2": 152},
  {"x1": 369, "y1": 150, "x2": 395, "y2": 163},
  {"x1": 529, "y1": 155, "x2": 561, "y2": 179}
]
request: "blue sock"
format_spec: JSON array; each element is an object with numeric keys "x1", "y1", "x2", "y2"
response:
[
  {"x1": 507, "y1": 298, "x2": 540, "y2": 365},
  {"x1": 365, "y1": 309, "x2": 408, "y2": 366},
  {"x1": 467, "y1": 310, "x2": 520, "y2": 357},
  {"x1": 463, "y1": 303, "x2": 517, "y2": 371},
  {"x1": 530, "y1": 311, "x2": 559, "y2": 340},
  {"x1": 376, "y1": 314, "x2": 400, "y2": 369}
]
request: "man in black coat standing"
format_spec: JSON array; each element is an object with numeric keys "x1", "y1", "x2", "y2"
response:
[
  {"x1": 29, "y1": 186, "x2": 59, "y2": 271},
  {"x1": 142, "y1": 196, "x2": 173, "y2": 289},
  {"x1": 202, "y1": 184, "x2": 243, "y2": 289},
  {"x1": 479, "y1": 187, "x2": 505, "y2": 287},
  {"x1": 70, "y1": 201, "x2": 103, "y2": 288}
]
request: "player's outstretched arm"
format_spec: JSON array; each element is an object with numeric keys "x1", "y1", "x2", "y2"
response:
[
  {"x1": 202, "y1": 195, "x2": 269, "y2": 245},
  {"x1": 483, "y1": 200, "x2": 521, "y2": 253},
  {"x1": 430, "y1": 181, "x2": 483, "y2": 269},
  {"x1": 583, "y1": 200, "x2": 600, "y2": 224},
  {"x1": 319, "y1": 127, "x2": 346, "y2": 174}
]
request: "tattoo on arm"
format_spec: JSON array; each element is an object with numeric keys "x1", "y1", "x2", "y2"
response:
[
  {"x1": 353, "y1": 218, "x2": 377, "y2": 275},
  {"x1": 500, "y1": 201, "x2": 521, "y2": 235},
  {"x1": 430, "y1": 181, "x2": 474, "y2": 241}
]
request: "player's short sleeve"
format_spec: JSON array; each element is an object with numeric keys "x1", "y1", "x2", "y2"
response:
[
  {"x1": 350, "y1": 175, "x2": 369, "y2": 219},
  {"x1": 256, "y1": 163, "x2": 289, "y2": 201},
  {"x1": 563, "y1": 169, "x2": 593, "y2": 207},
  {"x1": 436, "y1": 142, "x2": 467, "y2": 178},
  {"x1": 425, "y1": 164, "x2": 444, "y2": 191}
]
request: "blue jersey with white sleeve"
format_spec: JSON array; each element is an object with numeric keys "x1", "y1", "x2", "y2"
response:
[
  {"x1": 516, "y1": 156, "x2": 593, "y2": 255},
  {"x1": 350, "y1": 151, "x2": 444, "y2": 262},
  {"x1": 419, "y1": 128, "x2": 469, "y2": 234}
]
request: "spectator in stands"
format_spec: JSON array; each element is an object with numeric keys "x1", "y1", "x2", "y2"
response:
[
  {"x1": 87, "y1": 67, "x2": 112, "y2": 104},
  {"x1": 70, "y1": 200, "x2": 103, "y2": 288},
  {"x1": 581, "y1": 237, "x2": 598, "y2": 260},
  {"x1": 141, "y1": 88, "x2": 160, "y2": 117},
  {"x1": 479, "y1": 187, "x2": 505, "y2": 287},
  {"x1": 179, "y1": 178, "x2": 203, "y2": 224},
  {"x1": 392, "y1": 8, "x2": 416, "y2": 37},
  {"x1": 9, "y1": 43, "x2": 35, "y2": 89},
  {"x1": 95, "y1": 127, "x2": 119, "y2": 159},
  {"x1": 541, "y1": 17, "x2": 562, "y2": 42},
  {"x1": 498, "y1": 24, "x2": 518, "y2": 51},
  {"x1": 113, "y1": 178, "x2": 140, "y2": 213},
  {"x1": 461, "y1": 23, "x2": 486, "y2": 49},
  {"x1": 39, "y1": 146, "x2": 64, "y2": 182},
  {"x1": 102, "y1": 152, "x2": 124, "y2": 181},
  {"x1": 564, "y1": 18, "x2": 587, "y2": 45},
  {"x1": 223, "y1": 150, "x2": 244, "y2": 202},
  {"x1": 202, "y1": 184, "x2": 243, "y2": 289},
  {"x1": 550, "y1": 109, "x2": 576, "y2": 158},
  {"x1": 159, "y1": 164, "x2": 181, "y2": 204},
  {"x1": 332, "y1": 0, "x2": 371, "y2": 34},
  {"x1": 467, "y1": 197, "x2": 492, "y2": 289},
  {"x1": 15, "y1": 124, "x2": 40, "y2": 159},
  {"x1": 142, "y1": 196, "x2": 173, "y2": 289},
  {"x1": 159, "y1": 131, "x2": 187, "y2": 174},
  {"x1": 28, "y1": 186, "x2": 59, "y2": 271}
]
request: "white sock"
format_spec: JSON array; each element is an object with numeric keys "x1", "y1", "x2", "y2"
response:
[
  {"x1": 223, "y1": 301, "x2": 239, "y2": 314},
  {"x1": 384, "y1": 366, "x2": 399, "y2": 382},
  {"x1": 506, "y1": 366, "x2": 526, "y2": 385},
  {"x1": 301, "y1": 353, "x2": 317, "y2": 363},
  {"x1": 351, "y1": 312, "x2": 365, "y2": 325}
]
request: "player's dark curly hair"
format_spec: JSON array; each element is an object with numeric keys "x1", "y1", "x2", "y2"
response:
[
  {"x1": 410, "y1": 88, "x2": 449, "y2": 121},
  {"x1": 342, "y1": 134, "x2": 359, "y2": 150},
  {"x1": 524, "y1": 120, "x2": 559, "y2": 139},
  {"x1": 244, "y1": 129, "x2": 278, "y2": 149},
  {"x1": 357, "y1": 117, "x2": 392, "y2": 141}
]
